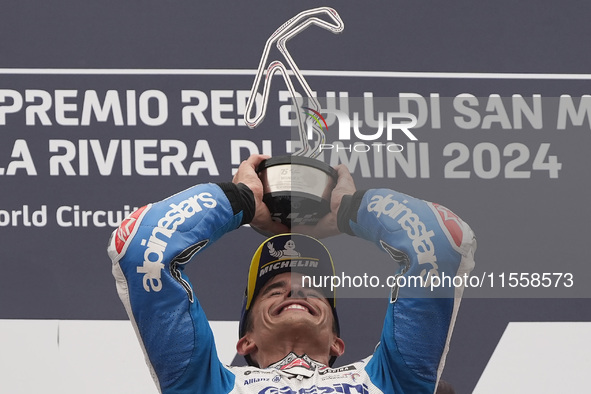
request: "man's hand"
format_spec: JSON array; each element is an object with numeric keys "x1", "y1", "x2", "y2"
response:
[
  {"x1": 232, "y1": 154, "x2": 289, "y2": 236},
  {"x1": 292, "y1": 164, "x2": 356, "y2": 239}
]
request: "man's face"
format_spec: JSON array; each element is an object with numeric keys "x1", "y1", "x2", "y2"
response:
[
  {"x1": 239, "y1": 272, "x2": 342, "y2": 366},
  {"x1": 250, "y1": 272, "x2": 334, "y2": 333}
]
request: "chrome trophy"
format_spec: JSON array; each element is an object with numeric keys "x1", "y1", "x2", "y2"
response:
[{"x1": 244, "y1": 7, "x2": 344, "y2": 228}]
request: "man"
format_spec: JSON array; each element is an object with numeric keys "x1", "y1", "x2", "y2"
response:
[{"x1": 108, "y1": 154, "x2": 476, "y2": 393}]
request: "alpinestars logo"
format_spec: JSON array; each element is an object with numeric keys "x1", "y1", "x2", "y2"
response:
[
  {"x1": 367, "y1": 194, "x2": 439, "y2": 285},
  {"x1": 137, "y1": 192, "x2": 217, "y2": 292}
]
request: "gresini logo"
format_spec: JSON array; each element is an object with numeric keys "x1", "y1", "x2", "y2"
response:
[
  {"x1": 305, "y1": 108, "x2": 418, "y2": 153},
  {"x1": 258, "y1": 383, "x2": 369, "y2": 394},
  {"x1": 137, "y1": 192, "x2": 217, "y2": 292},
  {"x1": 367, "y1": 194, "x2": 439, "y2": 285}
]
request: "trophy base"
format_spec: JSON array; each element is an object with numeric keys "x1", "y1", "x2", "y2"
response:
[{"x1": 257, "y1": 156, "x2": 337, "y2": 228}]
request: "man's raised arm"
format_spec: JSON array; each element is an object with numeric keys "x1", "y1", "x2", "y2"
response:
[
  {"x1": 106, "y1": 155, "x2": 277, "y2": 393},
  {"x1": 337, "y1": 188, "x2": 476, "y2": 393}
]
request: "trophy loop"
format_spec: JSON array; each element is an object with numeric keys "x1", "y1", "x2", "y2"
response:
[
  {"x1": 244, "y1": 7, "x2": 343, "y2": 158},
  {"x1": 244, "y1": 7, "x2": 344, "y2": 227}
]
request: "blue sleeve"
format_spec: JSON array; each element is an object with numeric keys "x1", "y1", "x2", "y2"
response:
[
  {"x1": 340, "y1": 189, "x2": 476, "y2": 393},
  {"x1": 107, "y1": 183, "x2": 250, "y2": 394}
]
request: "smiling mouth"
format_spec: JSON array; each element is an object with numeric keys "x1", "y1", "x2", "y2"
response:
[
  {"x1": 276, "y1": 302, "x2": 315, "y2": 316},
  {"x1": 282, "y1": 304, "x2": 309, "y2": 313}
]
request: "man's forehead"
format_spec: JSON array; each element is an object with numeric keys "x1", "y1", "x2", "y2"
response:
[
  {"x1": 257, "y1": 272, "x2": 330, "y2": 300},
  {"x1": 261, "y1": 272, "x2": 303, "y2": 289}
]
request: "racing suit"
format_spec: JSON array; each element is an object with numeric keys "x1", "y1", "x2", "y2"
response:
[{"x1": 107, "y1": 182, "x2": 476, "y2": 394}]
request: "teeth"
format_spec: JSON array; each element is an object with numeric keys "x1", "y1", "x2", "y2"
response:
[{"x1": 282, "y1": 304, "x2": 308, "y2": 313}]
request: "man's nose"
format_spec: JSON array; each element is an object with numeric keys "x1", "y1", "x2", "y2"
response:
[{"x1": 287, "y1": 285, "x2": 306, "y2": 298}]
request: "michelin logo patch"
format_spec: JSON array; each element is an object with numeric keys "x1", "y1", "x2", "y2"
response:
[{"x1": 267, "y1": 240, "x2": 301, "y2": 258}]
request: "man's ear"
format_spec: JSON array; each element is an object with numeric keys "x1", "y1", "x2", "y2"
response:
[
  {"x1": 330, "y1": 337, "x2": 345, "y2": 357},
  {"x1": 236, "y1": 335, "x2": 257, "y2": 356}
]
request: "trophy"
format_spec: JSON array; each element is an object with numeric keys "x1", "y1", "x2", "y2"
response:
[{"x1": 244, "y1": 7, "x2": 344, "y2": 228}]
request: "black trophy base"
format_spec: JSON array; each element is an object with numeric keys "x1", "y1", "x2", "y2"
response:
[
  {"x1": 257, "y1": 156, "x2": 337, "y2": 228},
  {"x1": 263, "y1": 191, "x2": 331, "y2": 227}
]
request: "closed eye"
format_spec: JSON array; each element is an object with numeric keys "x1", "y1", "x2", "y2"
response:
[{"x1": 261, "y1": 280, "x2": 288, "y2": 298}]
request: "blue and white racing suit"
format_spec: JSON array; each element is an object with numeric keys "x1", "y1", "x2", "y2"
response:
[{"x1": 107, "y1": 182, "x2": 476, "y2": 394}]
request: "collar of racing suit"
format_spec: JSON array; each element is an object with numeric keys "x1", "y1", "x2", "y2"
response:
[{"x1": 266, "y1": 353, "x2": 327, "y2": 379}]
